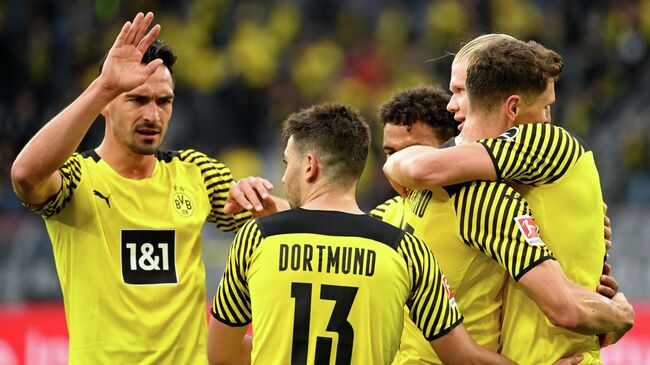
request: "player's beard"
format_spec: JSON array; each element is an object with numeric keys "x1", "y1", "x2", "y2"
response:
[
  {"x1": 283, "y1": 170, "x2": 303, "y2": 209},
  {"x1": 116, "y1": 123, "x2": 165, "y2": 155},
  {"x1": 127, "y1": 138, "x2": 161, "y2": 155},
  {"x1": 285, "y1": 183, "x2": 302, "y2": 209}
]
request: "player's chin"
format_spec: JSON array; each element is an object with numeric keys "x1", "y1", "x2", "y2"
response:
[{"x1": 131, "y1": 140, "x2": 162, "y2": 155}]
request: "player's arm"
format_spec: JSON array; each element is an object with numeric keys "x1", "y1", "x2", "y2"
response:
[
  {"x1": 399, "y1": 233, "x2": 514, "y2": 365},
  {"x1": 432, "y1": 322, "x2": 581, "y2": 364},
  {"x1": 518, "y1": 259, "x2": 634, "y2": 337},
  {"x1": 207, "y1": 319, "x2": 251, "y2": 365},
  {"x1": 11, "y1": 12, "x2": 162, "y2": 206},
  {"x1": 458, "y1": 183, "x2": 633, "y2": 339},
  {"x1": 383, "y1": 143, "x2": 495, "y2": 190},
  {"x1": 194, "y1": 154, "x2": 255, "y2": 231},
  {"x1": 208, "y1": 220, "x2": 259, "y2": 362},
  {"x1": 224, "y1": 176, "x2": 290, "y2": 217},
  {"x1": 431, "y1": 325, "x2": 515, "y2": 365},
  {"x1": 433, "y1": 325, "x2": 583, "y2": 365},
  {"x1": 384, "y1": 124, "x2": 584, "y2": 190}
]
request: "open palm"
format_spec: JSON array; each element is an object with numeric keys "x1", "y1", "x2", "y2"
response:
[{"x1": 99, "y1": 12, "x2": 162, "y2": 94}]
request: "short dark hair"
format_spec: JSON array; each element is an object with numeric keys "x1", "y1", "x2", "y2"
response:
[
  {"x1": 378, "y1": 85, "x2": 457, "y2": 142},
  {"x1": 99, "y1": 39, "x2": 177, "y2": 76},
  {"x1": 282, "y1": 102, "x2": 370, "y2": 182},
  {"x1": 466, "y1": 38, "x2": 563, "y2": 112}
]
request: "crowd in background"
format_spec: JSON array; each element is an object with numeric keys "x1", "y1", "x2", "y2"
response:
[{"x1": 1, "y1": 0, "x2": 650, "y2": 302}]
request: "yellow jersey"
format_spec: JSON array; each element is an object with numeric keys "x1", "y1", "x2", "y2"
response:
[
  {"x1": 28, "y1": 149, "x2": 250, "y2": 365},
  {"x1": 392, "y1": 178, "x2": 554, "y2": 364},
  {"x1": 212, "y1": 208, "x2": 463, "y2": 365},
  {"x1": 480, "y1": 123, "x2": 606, "y2": 364},
  {"x1": 370, "y1": 195, "x2": 404, "y2": 227}
]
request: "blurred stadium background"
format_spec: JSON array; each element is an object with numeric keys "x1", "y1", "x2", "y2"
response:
[{"x1": 1, "y1": 0, "x2": 649, "y2": 363}]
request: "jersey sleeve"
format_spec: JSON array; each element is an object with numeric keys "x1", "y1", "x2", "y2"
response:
[
  {"x1": 478, "y1": 123, "x2": 585, "y2": 185},
  {"x1": 454, "y1": 181, "x2": 555, "y2": 280},
  {"x1": 179, "y1": 149, "x2": 251, "y2": 232},
  {"x1": 399, "y1": 232, "x2": 464, "y2": 341},
  {"x1": 211, "y1": 219, "x2": 262, "y2": 326},
  {"x1": 25, "y1": 153, "x2": 82, "y2": 218}
]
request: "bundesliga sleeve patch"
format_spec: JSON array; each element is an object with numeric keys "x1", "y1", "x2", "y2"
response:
[
  {"x1": 441, "y1": 274, "x2": 457, "y2": 308},
  {"x1": 514, "y1": 215, "x2": 545, "y2": 247}
]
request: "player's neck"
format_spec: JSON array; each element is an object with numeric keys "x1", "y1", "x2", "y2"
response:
[
  {"x1": 459, "y1": 113, "x2": 509, "y2": 143},
  {"x1": 300, "y1": 182, "x2": 363, "y2": 214},
  {"x1": 96, "y1": 141, "x2": 156, "y2": 180}
]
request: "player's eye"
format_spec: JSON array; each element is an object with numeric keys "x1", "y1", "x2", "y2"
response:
[{"x1": 129, "y1": 96, "x2": 148, "y2": 104}]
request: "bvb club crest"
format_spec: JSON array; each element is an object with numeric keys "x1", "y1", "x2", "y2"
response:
[{"x1": 173, "y1": 185, "x2": 194, "y2": 217}]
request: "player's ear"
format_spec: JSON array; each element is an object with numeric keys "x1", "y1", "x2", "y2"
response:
[
  {"x1": 305, "y1": 153, "x2": 319, "y2": 183},
  {"x1": 506, "y1": 95, "x2": 520, "y2": 121}
]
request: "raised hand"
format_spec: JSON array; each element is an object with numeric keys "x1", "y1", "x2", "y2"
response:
[{"x1": 98, "y1": 12, "x2": 162, "y2": 95}]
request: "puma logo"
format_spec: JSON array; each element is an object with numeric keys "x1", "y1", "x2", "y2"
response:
[{"x1": 93, "y1": 190, "x2": 111, "y2": 208}]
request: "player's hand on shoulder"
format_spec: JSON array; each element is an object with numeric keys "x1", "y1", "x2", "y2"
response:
[{"x1": 224, "y1": 176, "x2": 284, "y2": 217}]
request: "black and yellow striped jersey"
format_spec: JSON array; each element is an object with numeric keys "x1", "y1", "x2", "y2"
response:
[
  {"x1": 394, "y1": 176, "x2": 554, "y2": 365},
  {"x1": 479, "y1": 123, "x2": 606, "y2": 364},
  {"x1": 211, "y1": 208, "x2": 462, "y2": 365},
  {"x1": 369, "y1": 195, "x2": 404, "y2": 227},
  {"x1": 28, "y1": 149, "x2": 250, "y2": 365}
]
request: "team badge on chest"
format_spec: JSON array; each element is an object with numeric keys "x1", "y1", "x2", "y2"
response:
[{"x1": 172, "y1": 185, "x2": 194, "y2": 217}]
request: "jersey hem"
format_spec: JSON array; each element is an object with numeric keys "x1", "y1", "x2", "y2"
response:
[
  {"x1": 514, "y1": 255, "x2": 557, "y2": 281},
  {"x1": 425, "y1": 315, "x2": 464, "y2": 341}
]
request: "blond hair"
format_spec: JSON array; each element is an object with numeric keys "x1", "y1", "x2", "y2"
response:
[{"x1": 454, "y1": 33, "x2": 516, "y2": 64}]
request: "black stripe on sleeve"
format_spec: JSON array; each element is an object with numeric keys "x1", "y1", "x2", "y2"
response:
[
  {"x1": 513, "y1": 255, "x2": 557, "y2": 281},
  {"x1": 211, "y1": 220, "x2": 261, "y2": 326}
]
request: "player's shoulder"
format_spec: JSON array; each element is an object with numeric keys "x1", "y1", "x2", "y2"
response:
[
  {"x1": 155, "y1": 149, "x2": 181, "y2": 162},
  {"x1": 237, "y1": 218, "x2": 263, "y2": 236},
  {"x1": 171, "y1": 149, "x2": 205, "y2": 163},
  {"x1": 62, "y1": 150, "x2": 101, "y2": 172},
  {"x1": 377, "y1": 195, "x2": 402, "y2": 208},
  {"x1": 172, "y1": 149, "x2": 231, "y2": 170},
  {"x1": 370, "y1": 195, "x2": 402, "y2": 218},
  {"x1": 257, "y1": 208, "x2": 405, "y2": 250},
  {"x1": 400, "y1": 230, "x2": 428, "y2": 249},
  {"x1": 455, "y1": 179, "x2": 527, "y2": 209},
  {"x1": 497, "y1": 123, "x2": 589, "y2": 149},
  {"x1": 75, "y1": 150, "x2": 102, "y2": 164}
]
